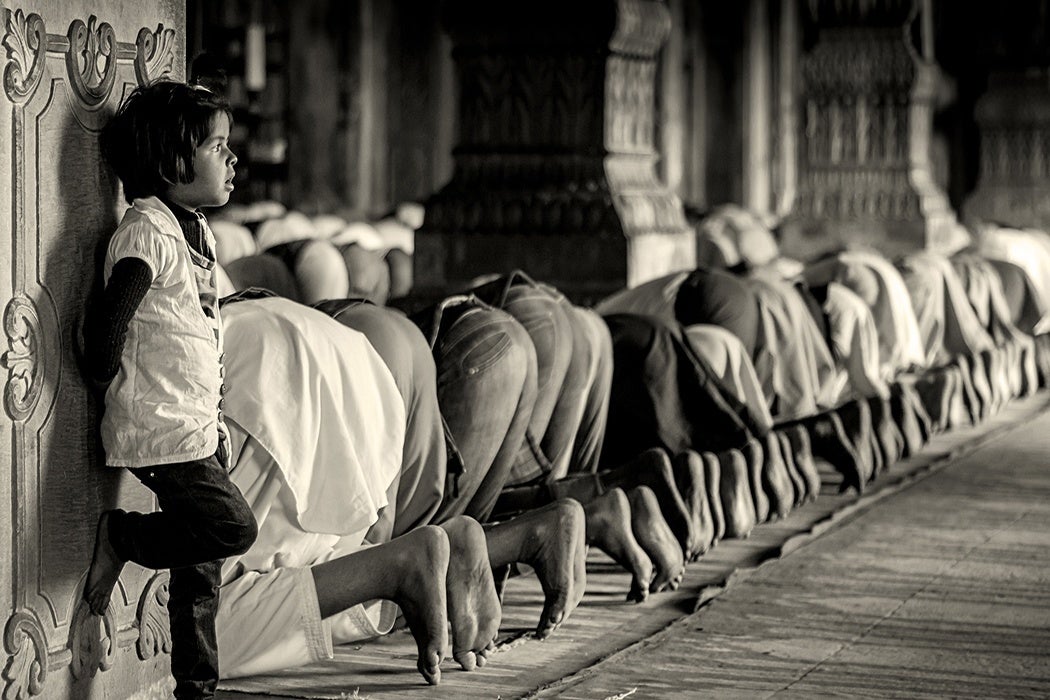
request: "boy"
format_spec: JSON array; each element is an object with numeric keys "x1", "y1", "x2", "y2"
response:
[{"x1": 82, "y1": 80, "x2": 258, "y2": 699}]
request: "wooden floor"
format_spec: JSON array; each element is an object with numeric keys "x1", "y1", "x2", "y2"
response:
[
  {"x1": 216, "y1": 393, "x2": 1050, "y2": 700},
  {"x1": 537, "y1": 395, "x2": 1050, "y2": 699}
]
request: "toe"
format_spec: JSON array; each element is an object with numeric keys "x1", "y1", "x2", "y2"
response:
[{"x1": 454, "y1": 650, "x2": 477, "y2": 672}]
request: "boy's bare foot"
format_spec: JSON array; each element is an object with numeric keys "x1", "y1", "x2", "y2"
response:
[
  {"x1": 484, "y1": 499, "x2": 586, "y2": 639},
  {"x1": 671, "y1": 450, "x2": 714, "y2": 561},
  {"x1": 716, "y1": 449, "x2": 756, "y2": 539},
  {"x1": 584, "y1": 488, "x2": 653, "y2": 602},
  {"x1": 740, "y1": 440, "x2": 770, "y2": 523},
  {"x1": 84, "y1": 511, "x2": 127, "y2": 616},
  {"x1": 627, "y1": 486, "x2": 684, "y2": 593},
  {"x1": 601, "y1": 449, "x2": 696, "y2": 559},
  {"x1": 439, "y1": 517, "x2": 501, "y2": 671},
  {"x1": 700, "y1": 452, "x2": 725, "y2": 544}
]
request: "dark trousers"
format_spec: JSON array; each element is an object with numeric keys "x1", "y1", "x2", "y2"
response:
[{"x1": 108, "y1": 450, "x2": 258, "y2": 699}]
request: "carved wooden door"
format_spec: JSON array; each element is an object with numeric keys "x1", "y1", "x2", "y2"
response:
[{"x1": 0, "y1": 1, "x2": 185, "y2": 697}]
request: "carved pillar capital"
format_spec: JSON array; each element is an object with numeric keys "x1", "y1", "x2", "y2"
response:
[
  {"x1": 418, "y1": 0, "x2": 691, "y2": 302},
  {"x1": 780, "y1": 0, "x2": 956, "y2": 258},
  {"x1": 963, "y1": 69, "x2": 1050, "y2": 230},
  {"x1": 805, "y1": 0, "x2": 917, "y2": 26}
]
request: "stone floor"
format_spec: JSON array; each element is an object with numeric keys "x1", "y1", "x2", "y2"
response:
[{"x1": 218, "y1": 392, "x2": 1050, "y2": 700}]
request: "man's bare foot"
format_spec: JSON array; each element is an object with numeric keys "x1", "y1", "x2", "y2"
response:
[
  {"x1": 392, "y1": 527, "x2": 450, "y2": 685},
  {"x1": 890, "y1": 382, "x2": 927, "y2": 457},
  {"x1": 781, "y1": 432, "x2": 810, "y2": 503},
  {"x1": 799, "y1": 411, "x2": 864, "y2": 493},
  {"x1": 913, "y1": 366, "x2": 955, "y2": 433},
  {"x1": 439, "y1": 517, "x2": 501, "y2": 671},
  {"x1": 312, "y1": 526, "x2": 450, "y2": 684},
  {"x1": 84, "y1": 511, "x2": 127, "y2": 616},
  {"x1": 671, "y1": 451, "x2": 714, "y2": 561},
  {"x1": 761, "y1": 432, "x2": 796, "y2": 518},
  {"x1": 627, "y1": 486, "x2": 685, "y2": 593},
  {"x1": 836, "y1": 400, "x2": 877, "y2": 485},
  {"x1": 716, "y1": 449, "x2": 756, "y2": 539},
  {"x1": 700, "y1": 452, "x2": 725, "y2": 544},
  {"x1": 740, "y1": 440, "x2": 770, "y2": 523},
  {"x1": 869, "y1": 396, "x2": 903, "y2": 471},
  {"x1": 739, "y1": 440, "x2": 772, "y2": 522},
  {"x1": 777, "y1": 431, "x2": 807, "y2": 506},
  {"x1": 780, "y1": 426, "x2": 821, "y2": 500},
  {"x1": 584, "y1": 489, "x2": 653, "y2": 602},
  {"x1": 958, "y1": 353, "x2": 989, "y2": 423},
  {"x1": 484, "y1": 499, "x2": 586, "y2": 639},
  {"x1": 601, "y1": 449, "x2": 697, "y2": 559}
]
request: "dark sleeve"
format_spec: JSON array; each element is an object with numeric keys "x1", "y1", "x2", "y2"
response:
[{"x1": 83, "y1": 257, "x2": 153, "y2": 384}]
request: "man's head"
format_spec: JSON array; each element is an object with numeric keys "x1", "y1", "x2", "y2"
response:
[{"x1": 101, "y1": 79, "x2": 236, "y2": 208}]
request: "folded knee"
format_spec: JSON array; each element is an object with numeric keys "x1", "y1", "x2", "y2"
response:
[{"x1": 210, "y1": 506, "x2": 259, "y2": 557}]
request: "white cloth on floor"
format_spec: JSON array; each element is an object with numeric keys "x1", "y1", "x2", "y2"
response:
[{"x1": 223, "y1": 297, "x2": 406, "y2": 536}]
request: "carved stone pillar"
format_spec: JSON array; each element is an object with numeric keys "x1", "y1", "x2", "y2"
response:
[
  {"x1": 779, "y1": 0, "x2": 955, "y2": 259},
  {"x1": 1, "y1": 3, "x2": 183, "y2": 697},
  {"x1": 414, "y1": 0, "x2": 693, "y2": 302},
  {"x1": 963, "y1": 71, "x2": 1050, "y2": 230}
]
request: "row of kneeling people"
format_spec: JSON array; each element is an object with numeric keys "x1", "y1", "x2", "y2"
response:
[
  {"x1": 209, "y1": 207, "x2": 1050, "y2": 684},
  {"x1": 210, "y1": 200, "x2": 422, "y2": 306}
]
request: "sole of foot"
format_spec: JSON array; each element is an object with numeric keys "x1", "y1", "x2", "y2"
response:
[
  {"x1": 440, "y1": 516, "x2": 501, "y2": 671},
  {"x1": 627, "y1": 486, "x2": 685, "y2": 593},
  {"x1": 583, "y1": 488, "x2": 654, "y2": 603}
]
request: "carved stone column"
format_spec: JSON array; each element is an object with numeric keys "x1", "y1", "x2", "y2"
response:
[
  {"x1": 1, "y1": 3, "x2": 184, "y2": 697},
  {"x1": 414, "y1": 0, "x2": 693, "y2": 302},
  {"x1": 963, "y1": 75, "x2": 1050, "y2": 230},
  {"x1": 779, "y1": 0, "x2": 956, "y2": 259}
]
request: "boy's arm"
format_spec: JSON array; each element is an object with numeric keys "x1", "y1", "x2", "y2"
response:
[{"x1": 82, "y1": 257, "x2": 154, "y2": 386}]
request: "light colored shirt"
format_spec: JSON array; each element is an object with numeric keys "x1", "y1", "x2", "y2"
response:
[
  {"x1": 222, "y1": 297, "x2": 405, "y2": 537},
  {"x1": 101, "y1": 197, "x2": 225, "y2": 467},
  {"x1": 825, "y1": 282, "x2": 890, "y2": 401}
]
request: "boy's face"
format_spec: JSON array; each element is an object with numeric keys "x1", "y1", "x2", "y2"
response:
[{"x1": 166, "y1": 112, "x2": 237, "y2": 210}]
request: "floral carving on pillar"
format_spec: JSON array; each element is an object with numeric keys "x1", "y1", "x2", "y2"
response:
[
  {"x1": 65, "y1": 16, "x2": 117, "y2": 106},
  {"x1": 2, "y1": 9, "x2": 46, "y2": 105},
  {"x1": 1, "y1": 297, "x2": 42, "y2": 423},
  {"x1": 134, "y1": 24, "x2": 176, "y2": 86},
  {"x1": 68, "y1": 604, "x2": 116, "y2": 680},
  {"x1": 2, "y1": 612, "x2": 46, "y2": 700},
  {"x1": 135, "y1": 574, "x2": 171, "y2": 661}
]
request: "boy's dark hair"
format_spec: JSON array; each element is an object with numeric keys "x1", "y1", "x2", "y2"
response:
[{"x1": 101, "y1": 79, "x2": 232, "y2": 203}]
